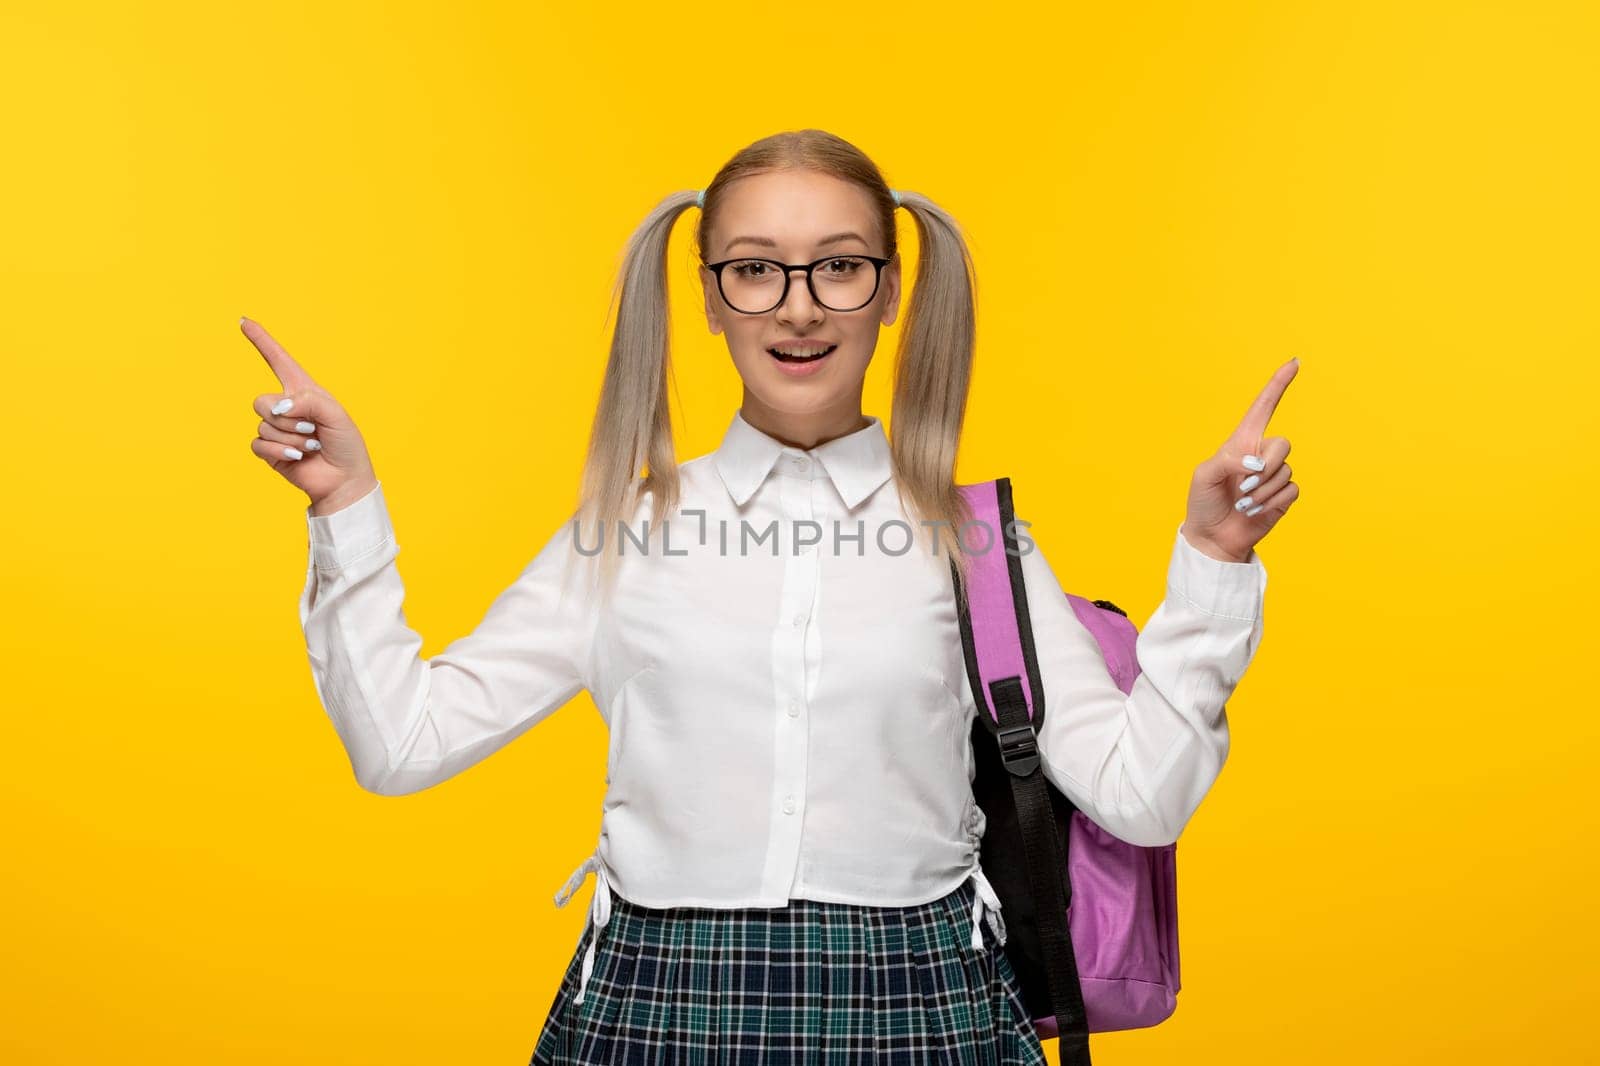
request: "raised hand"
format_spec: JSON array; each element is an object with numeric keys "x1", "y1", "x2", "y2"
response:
[
  {"x1": 243, "y1": 316, "x2": 379, "y2": 514},
  {"x1": 1178, "y1": 358, "x2": 1301, "y2": 563}
]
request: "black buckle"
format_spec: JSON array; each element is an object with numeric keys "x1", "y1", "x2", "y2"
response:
[{"x1": 997, "y1": 722, "x2": 1040, "y2": 777}]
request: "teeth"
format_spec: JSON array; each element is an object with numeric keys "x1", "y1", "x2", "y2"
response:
[{"x1": 770, "y1": 345, "x2": 834, "y2": 359}]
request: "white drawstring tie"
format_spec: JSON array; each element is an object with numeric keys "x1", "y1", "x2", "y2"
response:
[
  {"x1": 553, "y1": 852, "x2": 613, "y2": 1005},
  {"x1": 968, "y1": 866, "x2": 1007, "y2": 951}
]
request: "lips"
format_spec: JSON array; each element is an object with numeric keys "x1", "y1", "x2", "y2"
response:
[{"x1": 768, "y1": 345, "x2": 837, "y2": 363}]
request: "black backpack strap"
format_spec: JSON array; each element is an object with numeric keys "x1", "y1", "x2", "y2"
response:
[
  {"x1": 960, "y1": 478, "x2": 1093, "y2": 1065},
  {"x1": 990, "y1": 678, "x2": 1092, "y2": 1064}
]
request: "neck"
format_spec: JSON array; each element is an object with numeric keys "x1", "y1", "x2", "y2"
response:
[{"x1": 739, "y1": 394, "x2": 870, "y2": 450}]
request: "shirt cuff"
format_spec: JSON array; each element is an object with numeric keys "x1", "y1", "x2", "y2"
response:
[
  {"x1": 306, "y1": 480, "x2": 393, "y2": 570},
  {"x1": 1167, "y1": 523, "x2": 1267, "y2": 621}
]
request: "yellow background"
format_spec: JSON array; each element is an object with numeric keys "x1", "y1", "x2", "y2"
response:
[{"x1": 3, "y1": 1, "x2": 1595, "y2": 1062}]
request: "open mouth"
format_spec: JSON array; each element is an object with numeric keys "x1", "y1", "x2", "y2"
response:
[{"x1": 768, "y1": 345, "x2": 837, "y2": 363}]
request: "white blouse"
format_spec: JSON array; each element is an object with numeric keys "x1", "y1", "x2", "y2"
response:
[{"x1": 298, "y1": 409, "x2": 1267, "y2": 1003}]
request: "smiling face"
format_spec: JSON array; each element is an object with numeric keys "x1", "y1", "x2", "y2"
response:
[{"x1": 700, "y1": 169, "x2": 901, "y2": 448}]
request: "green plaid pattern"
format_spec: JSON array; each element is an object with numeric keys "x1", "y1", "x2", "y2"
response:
[{"x1": 530, "y1": 876, "x2": 1047, "y2": 1065}]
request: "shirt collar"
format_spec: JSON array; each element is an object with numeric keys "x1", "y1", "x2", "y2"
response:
[{"x1": 713, "y1": 409, "x2": 894, "y2": 511}]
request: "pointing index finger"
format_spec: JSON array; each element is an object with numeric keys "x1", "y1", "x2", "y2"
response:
[
  {"x1": 241, "y1": 316, "x2": 314, "y2": 392},
  {"x1": 1234, "y1": 357, "x2": 1299, "y2": 445}
]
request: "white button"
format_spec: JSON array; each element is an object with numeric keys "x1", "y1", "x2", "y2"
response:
[
  {"x1": 792, "y1": 456, "x2": 809, "y2": 470},
  {"x1": 797, "y1": 545, "x2": 810, "y2": 555},
  {"x1": 787, "y1": 699, "x2": 800, "y2": 717},
  {"x1": 782, "y1": 795, "x2": 797, "y2": 814},
  {"x1": 792, "y1": 613, "x2": 805, "y2": 628}
]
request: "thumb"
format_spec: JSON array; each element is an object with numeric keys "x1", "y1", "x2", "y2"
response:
[{"x1": 263, "y1": 383, "x2": 350, "y2": 431}]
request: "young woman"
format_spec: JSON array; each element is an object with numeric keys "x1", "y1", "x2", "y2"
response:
[{"x1": 246, "y1": 129, "x2": 1297, "y2": 1064}]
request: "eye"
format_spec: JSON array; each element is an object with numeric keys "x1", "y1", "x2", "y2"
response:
[
  {"x1": 730, "y1": 260, "x2": 775, "y2": 279},
  {"x1": 819, "y1": 257, "x2": 865, "y2": 276}
]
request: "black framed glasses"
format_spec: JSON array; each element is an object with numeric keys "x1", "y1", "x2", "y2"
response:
[{"x1": 701, "y1": 253, "x2": 893, "y2": 314}]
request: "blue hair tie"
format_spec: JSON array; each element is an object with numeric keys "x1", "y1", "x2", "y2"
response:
[{"x1": 890, "y1": 188, "x2": 902, "y2": 207}]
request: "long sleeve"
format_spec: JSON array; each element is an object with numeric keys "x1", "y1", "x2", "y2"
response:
[
  {"x1": 1024, "y1": 524, "x2": 1267, "y2": 847},
  {"x1": 297, "y1": 480, "x2": 597, "y2": 796}
]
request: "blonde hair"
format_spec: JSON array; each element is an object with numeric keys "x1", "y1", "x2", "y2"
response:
[{"x1": 572, "y1": 128, "x2": 983, "y2": 609}]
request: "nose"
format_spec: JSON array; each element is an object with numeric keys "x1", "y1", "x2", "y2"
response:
[{"x1": 775, "y1": 266, "x2": 823, "y2": 324}]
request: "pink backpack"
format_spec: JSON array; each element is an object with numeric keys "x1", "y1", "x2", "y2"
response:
[{"x1": 953, "y1": 478, "x2": 1181, "y2": 1066}]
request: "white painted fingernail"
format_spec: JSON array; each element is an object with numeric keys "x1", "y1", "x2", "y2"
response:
[
  {"x1": 295, "y1": 420, "x2": 316, "y2": 433},
  {"x1": 304, "y1": 439, "x2": 321, "y2": 450},
  {"x1": 272, "y1": 398, "x2": 294, "y2": 415},
  {"x1": 283, "y1": 446, "x2": 303, "y2": 460},
  {"x1": 1239, "y1": 474, "x2": 1261, "y2": 493},
  {"x1": 1245, "y1": 504, "x2": 1264, "y2": 516},
  {"x1": 1234, "y1": 495, "x2": 1254, "y2": 512},
  {"x1": 1242, "y1": 454, "x2": 1265, "y2": 471}
]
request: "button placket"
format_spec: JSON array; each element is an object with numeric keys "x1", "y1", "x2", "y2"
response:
[{"x1": 759, "y1": 456, "x2": 820, "y2": 899}]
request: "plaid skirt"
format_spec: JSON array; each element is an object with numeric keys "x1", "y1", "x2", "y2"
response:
[{"x1": 528, "y1": 873, "x2": 1047, "y2": 1065}]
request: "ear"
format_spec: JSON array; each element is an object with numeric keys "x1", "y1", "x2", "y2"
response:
[
  {"x1": 879, "y1": 254, "x2": 902, "y2": 329},
  {"x1": 700, "y1": 265, "x2": 725, "y2": 336}
]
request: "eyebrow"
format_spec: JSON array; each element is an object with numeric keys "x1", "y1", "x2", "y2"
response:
[{"x1": 723, "y1": 231, "x2": 871, "y2": 255}]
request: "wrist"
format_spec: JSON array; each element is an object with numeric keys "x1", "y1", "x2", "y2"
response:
[
  {"x1": 1180, "y1": 523, "x2": 1251, "y2": 564},
  {"x1": 311, "y1": 475, "x2": 379, "y2": 517}
]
